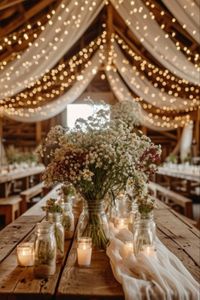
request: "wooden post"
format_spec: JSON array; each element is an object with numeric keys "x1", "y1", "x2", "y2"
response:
[
  {"x1": 195, "y1": 108, "x2": 200, "y2": 155},
  {"x1": 0, "y1": 116, "x2": 3, "y2": 168},
  {"x1": 141, "y1": 126, "x2": 147, "y2": 135},
  {"x1": 106, "y1": 4, "x2": 113, "y2": 63},
  {"x1": 0, "y1": 116, "x2": 3, "y2": 138},
  {"x1": 35, "y1": 121, "x2": 42, "y2": 145}
]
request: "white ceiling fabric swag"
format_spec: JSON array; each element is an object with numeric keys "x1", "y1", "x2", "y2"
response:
[
  {"x1": 0, "y1": 0, "x2": 104, "y2": 100},
  {"x1": 162, "y1": 0, "x2": 200, "y2": 44},
  {"x1": 106, "y1": 68, "x2": 190, "y2": 131},
  {"x1": 109, "y1": 0, "x2": 200, "y2": 85},
  {"x1": 113, "y1": 42, "x2": 198, "y2": 111},
  {"x1": 3, "y1": 50, "x2": 103, "y2": 122}
]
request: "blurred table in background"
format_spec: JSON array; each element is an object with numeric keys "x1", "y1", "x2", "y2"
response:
[
  {"x1": 157, "y1": 163, "x2": 200, "y2": 183},
  {"x1": 0, "y1": 164, "x2": 45, "y2": 197}
]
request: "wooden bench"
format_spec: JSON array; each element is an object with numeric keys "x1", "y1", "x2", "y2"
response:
[
  {"x1": 20, "y1": 182, "x2": 44, "y2": 211},
  {"x1": 148, "y1": 181, "x2": 193, "y2": 219},
  {"x1": 0, "y1": 196, "x2": 23, "y2": 225}
]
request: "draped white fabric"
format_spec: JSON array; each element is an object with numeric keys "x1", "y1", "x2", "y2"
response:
[
  {"x1": 0, "y1": 0, "x2": 104, "y2": 99},
  {"x1": 107, "y1": 227, "x2": 199, "y2": 300},
  {"x1": 3, "y1": 50, "x2": 103, "y2": 122},
  {"x1": 113, "y1": 42, "x2": 197, "y2": 111},
  {"x1": 162, "y1": 0, "x2": 200, "y2": 44},
  {"x1": 106, "y1": 69, "x2": 190, "y2": 131},
  {"x1": 180, "y1": 121, "x2": 194, "y2": 162},
  {"x1": 109, "y1": 0, "x2": 200, "y2": 85}
]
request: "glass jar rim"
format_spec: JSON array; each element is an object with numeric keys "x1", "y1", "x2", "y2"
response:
[{"x1": 17, "y1": 242, "x2": 34, "y2": 250}]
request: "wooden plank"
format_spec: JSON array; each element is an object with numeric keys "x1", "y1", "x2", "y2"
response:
[
  {"x1": 0, "y1": 230, "x2": 73, "y2": 300},
  {"x1": 0, "y1": 215, "x2": 43, "y2": 263},
  {"x1": 0, "y1": 187, "x2": 78, "y2": 300},
  {"x1": 0, "y1": 188, "x2": 57, "y2": 262},
  {"x1": 0, "y1": 189, "x2": 199, "y2": 299},
  {"x1": 56, "y1": 239, "x2": 124, "y2": 300},
  {"x1": 154, "y1": 207, "x2": 200, "y2": 282}
]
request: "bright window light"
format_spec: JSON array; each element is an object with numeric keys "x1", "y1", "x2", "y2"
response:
[{"x1": 66, "y1": 104, "x2": 109, "y2": 129}]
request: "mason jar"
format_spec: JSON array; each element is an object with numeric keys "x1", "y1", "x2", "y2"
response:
[
  {"x1": 48, "y1": 213, "x2": 64, "y2": 262},
  {"x1": 133, "y1": 212, "x2": 156, "y2": 256},
  {"x1": 77, "y1": 200, "x2": 109, "y2": 250},
  {"x1": 34, "y1": 222, "x2": 56, "y2": 278},
  {"x1": 62, "y1": 202, "x2": 74, "y2": 239},
  {"x1": 128, "y1": 200, "x2": 139, "y2": 232}
]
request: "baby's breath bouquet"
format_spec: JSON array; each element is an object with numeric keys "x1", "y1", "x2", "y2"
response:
[{"x1": 39, "y1": 101, "x2": 161, "y2": 249}]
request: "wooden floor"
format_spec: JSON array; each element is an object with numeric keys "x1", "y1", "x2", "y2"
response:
[{"x1": 0, "y1": 188, "x2": 199, "y2": 300}]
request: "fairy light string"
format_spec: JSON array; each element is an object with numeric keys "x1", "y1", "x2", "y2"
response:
[{"x1": 1, "y1": 32, "x2": 106, "y2": 110}]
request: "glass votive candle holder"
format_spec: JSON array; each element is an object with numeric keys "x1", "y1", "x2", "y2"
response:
[
  {"x1": 77, "y1": 237, "x2": 92, "y2": 267},
  {"x1": 17, "y1": 242, "x2": 34, "y2": 267}
]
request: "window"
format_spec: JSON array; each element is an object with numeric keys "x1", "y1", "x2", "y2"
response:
[{"x1": 66, "y1": 104, "x2": 109, "y2": 129}]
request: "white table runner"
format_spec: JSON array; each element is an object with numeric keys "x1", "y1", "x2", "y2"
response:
[{"x1": 107, "y1": 227, "x2": 200, "y2": 300}]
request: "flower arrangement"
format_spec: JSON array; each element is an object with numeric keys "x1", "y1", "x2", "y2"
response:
[
  {"x1": 59, "y1": 183, "x2": 76, "y2": 204},
  {"x1": 42, "y1": 198, "x2": 63, "y2": 214},
  {"x1": 39, "y1": 101, "x2": 161, "y2": 249}
]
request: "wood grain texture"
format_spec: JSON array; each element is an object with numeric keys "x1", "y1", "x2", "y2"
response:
[
  {"x1": 0, "y1": 234, "x2": 72, "y2": 300},
  {"x1": 0, "y1": 215, "x2": 42, "y2": 263},
  {"x1": 155, "y1": 204, "x2": 200, "y2": 282},
  {"x1": 57, "y1": 239, "x2": 124, "y2": 300},
  {"x1": 0, "y1": 187, "x2": 75, "y2": 300},
  {"x1": 0, "y1": 187, "x2": 58, "y2": 263},
  {"x1": 0, "y1": 191, "x2": 199, "y2": 300}
]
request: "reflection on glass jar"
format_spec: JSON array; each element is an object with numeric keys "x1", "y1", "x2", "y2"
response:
[
  {"x1": 77, "y1": 200, "x2": 109, "y2": 250},
  {"x1": 133, "y1": 213, "x2": 156, "y2": 256},
  {"x1": 34, "y1": 222, "x2": 56, "y2": 278},
  {"x1": 61, "y1": 202, "x2": 74, "y2": 239},
  {"x1": 48, "y1": 213, "x2": 64, "y2": 262}
]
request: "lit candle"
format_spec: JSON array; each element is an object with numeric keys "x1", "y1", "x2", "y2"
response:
[
  {"x1": 77, "y1": 237, "x2": 92, "y2": 267},
  {"x1": 122, "y1": 241, "x2": 133, "y2": 258},
  {"x1": 141, "y1": 245, "x2": 157, "y2": 257},
  {"x1": 115, "y1": 217, "x2": 129, "y2": 230},
  {"x1": 17, "y1": 242, "x2": 34, "y2": 267}
]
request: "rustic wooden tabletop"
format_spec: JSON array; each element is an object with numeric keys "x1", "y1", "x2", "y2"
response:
[{"x1": 0, "y1": 188, "x2": 199, "y2": 300}]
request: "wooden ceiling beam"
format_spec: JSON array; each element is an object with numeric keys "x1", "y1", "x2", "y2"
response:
[
  {"x1": 144, "y1": 0, "x2": 199, "y2": 53},
  {"x1": 0, "y1": 0, "x2": 58, "y2": 38},
  {"x1": 0, "y1": 0, "x2": 28, "y2": 11}
]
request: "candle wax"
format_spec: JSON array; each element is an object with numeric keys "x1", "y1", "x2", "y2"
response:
[
  {"x1": 17, "y1": 244, "x2": 34, "y2": 267},
  {"x1": 77, "y1": 246, "x2": 92, "y2": 266}
]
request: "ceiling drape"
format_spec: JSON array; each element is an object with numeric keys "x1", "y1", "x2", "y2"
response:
[
  {"x1": 0, "y1": 0, "x2": 104, "y2": 100},
  {"x1": 110, "y1": 0, "x2": 200, "y2": 85},
  {"x1": 106, "y1": 68, "x2": 190, "y2": 131},
  {"x1": 3, "y1": 50, "x2": 103, "y2": 122},
  {"x1": 162, "y1": 0, "x2": 200, "y2": 44},
  {"x1": 113, "y1": 42, "x2": 198, "y2": 111}
]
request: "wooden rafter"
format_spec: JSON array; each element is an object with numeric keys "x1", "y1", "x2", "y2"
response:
[{"x1": 0, "y1": 0, "x2": 59, "y2": 38}]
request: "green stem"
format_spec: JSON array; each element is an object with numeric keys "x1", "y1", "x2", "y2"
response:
[{"x1": 81, "y1": 204, "x2": 109, "y2": 250}]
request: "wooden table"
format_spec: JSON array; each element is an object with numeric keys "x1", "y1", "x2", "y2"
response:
[
  {"x1": 157, "y1": 166, "x2": 200, "y2": 183},
  {"x1": 0, "y1": 165, "x2": 45, "y2": 197},
  {"x1": 0, "y1": 188, "x2": 199, "y2": 300}
]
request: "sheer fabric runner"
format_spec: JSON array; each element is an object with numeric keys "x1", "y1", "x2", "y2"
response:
[{"x1": 107, "y1": 226, "x2": 199, "y2": 300}]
